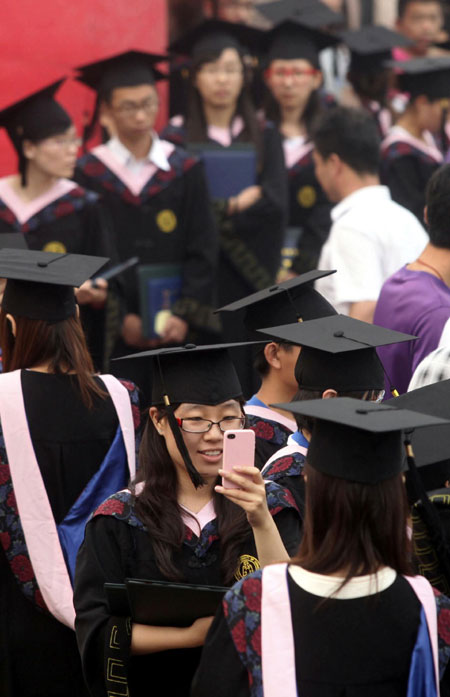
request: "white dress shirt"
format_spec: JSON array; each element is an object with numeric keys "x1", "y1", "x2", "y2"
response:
[
  {"x1": 105, "y1": 133, "x2": 171, "y2": 174},
  {"x1": 315, "y1": 185, "x2": 428, "y2": 314}
]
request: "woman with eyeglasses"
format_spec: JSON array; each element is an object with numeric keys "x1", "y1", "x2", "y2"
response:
[
  {"x1": 0, "y1": 80, "x2": 116, "y2": 370},
  {"x1": 262, "y1": 19, "x2": 337, "y2": 275},
  {"x1": 74, "y1": 344, "x2": 301, "y2": 697},
  {"x1": 162, "y1": 20, "x2": 287, "y2": 397}
]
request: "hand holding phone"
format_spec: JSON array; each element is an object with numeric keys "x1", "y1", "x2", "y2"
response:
[{"x1": 221, "y1": 429, "x2": 255, "y2": 489}]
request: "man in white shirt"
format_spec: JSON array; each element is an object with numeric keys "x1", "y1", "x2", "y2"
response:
[{"x1": 313, "y1": 106, "x2": 428, "y2": 322}]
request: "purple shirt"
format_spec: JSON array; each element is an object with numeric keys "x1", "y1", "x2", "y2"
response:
[{"x1": 374, "y1": 267, "x2": 450, "y2": 396}]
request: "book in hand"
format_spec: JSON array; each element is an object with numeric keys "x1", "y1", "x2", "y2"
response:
[
  {"x1": 105, "y1": 579, "x2": 228, "y2": 627},
  {"x1": 138, "y1": 263, "x2": 182, "y2": 339},
  {"x1": 188, "y1": 143, "x2": 257, "y2": 200}
]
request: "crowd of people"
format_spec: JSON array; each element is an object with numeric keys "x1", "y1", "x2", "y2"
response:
[{"x1": 4, "y1": 0, "x2": 450, "y2": 695}]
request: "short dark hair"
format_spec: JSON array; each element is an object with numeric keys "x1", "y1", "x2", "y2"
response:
[
  {"x1": 425, "y1": 164, "x2": 450, "y2": 249},
  {"x1": 312, "y1": 106, "x2": 381, "y2": 175},
  {"x1": 293, "y1": 387, "x2": 384, "y2": 433},
  {"x1": 398, "y1": 0, "x2": 442, "y2": 19},
  {"x1": 253, "y1": 342, "x2": 296, "y2": 378}
]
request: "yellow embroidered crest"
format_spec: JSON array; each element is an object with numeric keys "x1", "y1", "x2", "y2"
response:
[
  {"x1": 234, "y1": 554, "x2": 260, "y2": 581},
  {"x1": 42, "y1": 241, "x2": 67, "y2": 253},
  {"x1": 156, "y1": 209, "x2": 177, "y2": 233},
  {"x1": 297, "y1": 185, "x2": 317, "y2": 208}
]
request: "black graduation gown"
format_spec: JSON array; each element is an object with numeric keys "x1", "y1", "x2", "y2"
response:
[
  {"x1": 283, "y1": 141, "x2": 332, "y2": 275},
  {"x1": 192, "y1": 571, "x2": 441, "y2": 697},
  {"x1": 160, "y1": 119, "x2": 288, "y2": 397},
  {"x1": 0, "y1": 183, "x2": 117, "y2": 370},
  {"x1": 245, "y1": 410, "x2": 295, "y2": 470},
  {"x1": 74, "y1": 484, "x2": 301, "y2": 697},
  {"x1": 381, "y1": 133, "x2": 442, "y2": 223},
  {"x1": 75, "y1": 144, "x2": 220, "y2": 347},
  {"x1": 0, "y1": 372, "x2": 141, "y2": 697}
]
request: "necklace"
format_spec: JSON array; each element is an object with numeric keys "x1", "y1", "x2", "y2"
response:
[{"x1": 416, "y1": 257, "x2": 445, "y2": 283}]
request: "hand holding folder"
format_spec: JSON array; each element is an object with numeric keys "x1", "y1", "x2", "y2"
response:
[{"x1": 105, "y1": 578, "x2": 227, "y2": 627}]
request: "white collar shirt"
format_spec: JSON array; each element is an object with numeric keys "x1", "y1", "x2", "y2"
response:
[
  {"x1": 106, "y1": 133, "x2": 171, "y2": 175},
  {"x1": 315, "y1": 185, "x2": 428, "y2": 315}
]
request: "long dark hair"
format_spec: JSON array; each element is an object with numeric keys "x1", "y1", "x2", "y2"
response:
[
  {"x1": 264, "y1": 87, "x2": 324, "y2": 139},
  {"x1": 186, "y1": 46, "x2": 262, "y2": 156},
  {"x1": 133, "y1": 406, "x2": 250, "y2": 585},
  {"x1": 0, "y1": 310, "x2": 107, "y2": 409},
  {"x1": 294, "y1": 463, "x2": 412, "y2": 585}
]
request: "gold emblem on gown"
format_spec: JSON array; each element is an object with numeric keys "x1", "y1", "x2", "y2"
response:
[
  {"x1": 42, "y1": 241, "x2": 67, "y2": 253},
  {"x1": 297, "y1": 185, "x2": 317, "y2": 208},
  {"x1": 234, "y1": 554, "x2": 260, "y2": 581},
  {"x1": 156, "y1": 209, "x2": 177, "y2": 233}
]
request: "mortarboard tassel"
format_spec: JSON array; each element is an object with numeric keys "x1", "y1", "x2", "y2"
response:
[
  {"x1": 156, "y1": 355, "x2": 205, "y2": 489},
  {"x1": 404, "y1": 434, "x2": 450, "y2": 589}
]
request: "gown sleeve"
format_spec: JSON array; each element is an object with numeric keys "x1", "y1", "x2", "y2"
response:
[
  {"x1": 78, "y1": 197, "x2": 123, "y2": 371},
  {"x1": 74, "y1": 515, "x2": 134, "y2": 697},
  {"x1": 190, "y1": 604, "x2": 250, "y2": 697},
  {"x1": 381, "y1": 154, "x2": 427, "y2": 223},
  {"x1": 171, "y1": 160, "x2": 220, "y2": 335},
  {"x1": 225, "y1": 125, "x2": 288, "y2": 287}
]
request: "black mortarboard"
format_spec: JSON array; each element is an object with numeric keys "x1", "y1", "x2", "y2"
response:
[
  {"x1": 215, "y1": 270, "x2": 337, "y2": 340},
  {"x1": 77, "y1": 50, "x2": 168, "y2": 96},
  {"x1": 169, "y1": 19, "x2": 264, "y2": 59},
  {"x1": 118, "y1": 343, "x2": 245, "y2": 406},
  {"x1": 389, "y1": 57, "x2": 450, "y2": 101},
  {"x1": 259, "y1": 0, "x2": 344, "y2": 29},
  {"x1": 0, "y1": 249, "x2": 109, "y2": 322},
  {"x1": 274, "y1": 397, "x2": 449, "y2": 484},
  {"x1": 264, "y1": 19, "x2": 339, "y2": 68},
  {"x1": 0, "y1": 80, "x2": 72, "y2": 186},
  {"x1": 258, "y1": 315, "x2": 417, "y2": 392},
  {"x1": 393, "y1": 380, "x2": 450, "y2": 491},
  {"x1": 114, "y1": 342, "x2": 249, "y2": 488},
  {"x1": 341, "y1": 25, "x2": 413, "y2": 72}
]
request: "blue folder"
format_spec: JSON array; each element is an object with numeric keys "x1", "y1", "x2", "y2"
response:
[
  {"x1": 138, "y1": 264, "x2": 182, "y2": 339},
  {"x1": 189, "y1": 144, "x2": 257, "y2": 200}
]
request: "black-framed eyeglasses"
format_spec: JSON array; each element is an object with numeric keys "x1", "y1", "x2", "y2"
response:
[{"x1": 176, "y1": 416, "x2": 246, "y2": 433}]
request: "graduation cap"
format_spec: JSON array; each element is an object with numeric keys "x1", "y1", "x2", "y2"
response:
[
  {"x1": 259, "y1": 0, "x2": 344, "y2": 29},
  {"x1": 169, "y1": 18, "x2": 264, "y2": 59},
  {"x1": 264, "y1": 18, "x2": 340, "y2": 68},
  {"x1": 389, "y1": 56, "x2": 450, "y2": 101},
  {"x1": 258, "y1": 315, "x2": 417, "y2": 392},
  {"x1": 0, "y1": 248, "x2": 109, "y2": 322},
  {"x1": 0, "y1": 80, "x2": 72, "y2": 186},
  {"x1": 114, "y1": 342, "x2": 252, "y2": 487},
  {"x1": 215, "y1": 270, "x2": 337, "y2": 339},
  {"x1": 392, "y1": 380, "x2": 450, "y2": 491},
  {"x1": 341, "y1": 25, "x2": 413, "y2": 72},
  {"x1": 77, "y1": 50, "x2": 168, "y2": 95},
  {"x1": 273, "y1": 396, "x2": 449, "y2": 484}
]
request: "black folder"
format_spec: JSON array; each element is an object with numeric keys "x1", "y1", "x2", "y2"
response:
[{"x1": 105, "y1": 579, "x2": 228, "y2": 627}]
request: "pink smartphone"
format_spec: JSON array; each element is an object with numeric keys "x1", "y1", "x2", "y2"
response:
[{"x1": 221, "y1": 429, "x2": 255, "y2": 489}]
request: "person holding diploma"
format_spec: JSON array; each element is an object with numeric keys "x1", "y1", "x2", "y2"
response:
[
  {"x1": 74, "y1": 343, "x2": 301, "y2": 697},
  {"x1": 0, "y1": 249, "x2": 141, "y2": 697},
  {"x1": 75, "y1": 50, "x2": 219, "y2": 353},
  {"x1": 162, "y1": 20, "x2": 287, "y2": 396}
]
